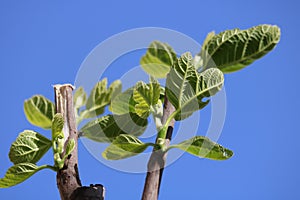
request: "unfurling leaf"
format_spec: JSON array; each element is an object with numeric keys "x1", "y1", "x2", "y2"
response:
[
  {"x1": 80, "y1": 113, "x2": 147, "y2": 143},
  {"x1": 24, "y1": 95, "x2": 55, "y2": 129},
  {"x1": 166, "y1": 52, "x2": 224, "y2": 120},
  {"x1": 169, "y1": 136, "x2": 233, "y2": 160},
  {"x1": 52, "y1": 113, "x2": 64, "y2": 141},
  {"x1": 110, "y1": 88, "x2": 136, "y2": 115},
  {"x1": 64, "y1": 139, "x2": 75, "y2": 158},
  {"x1": 74, "y1": 86, "x2": 87, "y2": 111},
  {"x1": 140, "y1": 41, "x2": 177, "y2": 78},
  {"x1": 9, "y1": 130, "x2": 52, "y2": 164},
  {"x1": 201, "y1": 24, "x2": 280, "y2": 73},
  {"x1": 133, "y1": 81, "x2": 161, "y2": 118},
  {"x1": 83, "y1": 79, "x2": 122, "y2": 118},
  {"x1": 109, "y1": 79, "x2": 123, "y2": 100},
  {"x1": 102, "y1": 135, "x2": 154, "y2": 160},
  {"x1": 53, "y1": 136, "x2": 74, "y2": 170},
  {"x1": 202, "y1": 31, "x2": 216, "y2": 50},
  {"x1": 0, "y1": 163, "x2": 50, "y2": 188},
  {"x1": 159, "y1": 86, "x2": 165, "y2": 102},
  {"x1": 193, "y1": 31, "x2": 215, "y2": 69}
]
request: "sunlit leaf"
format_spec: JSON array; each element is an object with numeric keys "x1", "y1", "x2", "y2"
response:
[
  {"x1": 51, "y1": 113, "x2": 64, "y2": 140},
  {"x1": 201, "y1": 24, "x2": 280, "y2": 73},
  {"x1": 0, "y1": 163, "x2": 50, "y2": 188},
  {"x1": 9, "y1": 130, "x2": 52, "y2": 164},
  {"x1": 24, "y1": 95, "x2": 55, "y2": 129},
  {"x1": 166, "y1": 52, "x2": 224, "y2": 120},
  {"x1": 110, "y1": 88, "x2": 136, "y2": 115},
  {"x1": 80, "y1": 113, "x2": 148, "y2": 143},
  {"x1": 64, "y1": 139, "x2": 75, "y2": 158},
  {"x1": 102, "y1": 135, "x2": 154, "y2": 160},
  {"x1": 140, "y1": 41, "x2": 177, "y2": 78},
  {"x1": 83, "y1": 79, "x2": 122, "y2": 118},
  {"x1": 133, "y1": 81, "x2": 160, "y2": 118},
  {"x1": 202, "y1": 31, "x2": 216, "y2": 50},
  {"x1": 169, "y1": 136, "x2": 233, "y2": 160},
  {"x1": 193, "y1": 31, "x2": 215, "y2": 69},
  {"x1": 74, "y1": 86, "x2": 87, "y2": 111}
]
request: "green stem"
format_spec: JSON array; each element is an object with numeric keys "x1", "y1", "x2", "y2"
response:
[
  {"x1": 43, "y1": 165, "x2": 59, "y2": 172},
  {"x1": 156, "y1": 127, "x2": 167, "y2": 144},
  {"x1": 165, "y1": 110, "x2": 177, "y2": 127},
  {"x1": 157, "y1": 110, "x2": 177, "y2": 141},
  {"x1": 142, "y1": 95, "x2": 176, "y2": 200}
]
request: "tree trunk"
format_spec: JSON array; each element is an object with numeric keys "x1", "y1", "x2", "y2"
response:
[
  {"x1": 54, "y1": 84, "x2": 105, "y2": 200},
  {"x1": 141, "y1": 97, "x2": 175, "y2": 200}
]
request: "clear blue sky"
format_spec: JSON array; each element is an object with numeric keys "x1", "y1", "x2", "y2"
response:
[{"x1": 0, "y1": 0, "x2": 299, "y2": 199}]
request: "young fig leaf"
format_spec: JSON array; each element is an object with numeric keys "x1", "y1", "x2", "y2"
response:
[
  {"x1": 133, "y1": 81, "x2": 160, "y2": 119},
  {"x1": 64, "y1": 139, "x2": 75, "y2": 159},
  {"x1": 201, "y1": 24, "x2": 280, "y2": 73},
  {"x1": 81, "y1": 113, "x2": 148, "y2": 143},
  {"x1": 9, "y1": 130, "x2": 52, "y2": 164},
  {"x1": 169, "y1": 136, "x2": 233, "y2": 160},
  {"x1": 0, "y1": 163, "x2": 51, "y2": 188},
  {"x1": 83, "y1": 79, "x2": 122, "y2": 118},
  {"x1": 110, "y1": 88, "x2": 137, "y2": 115},
  {"x1": 52, "y1": 113, "x2": 64, "y2": 141},
  {"x1": 102, "y1": 135, "x2": 154, "y2": 160},
  {"x1": 74, "y1": 86, "x2": 87, "y2": 111},
  {"x1": 24, "y1": 95, "x2": 55, "y2": 129},
  {"x1": 166, "y1": 52, "x2": 224, "y2": 120},
  {"x1": 140, "y1": 41, "x2": 177, "y2": 78}
]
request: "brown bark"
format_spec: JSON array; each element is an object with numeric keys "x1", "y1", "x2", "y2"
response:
[
  {"x1": 141, "y1": 96, "x2": 175, "y2": 200},
  {"x1": 54, "y1": 84, "x2": 82, "y2": 200},
  {"x1": 54, "y1": 84, "x2": 105, "y2": 200}
]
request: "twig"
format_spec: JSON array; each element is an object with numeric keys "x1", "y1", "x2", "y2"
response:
[{"x1": 142, "y1": 96, "x2": 175, "y2": 200}]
